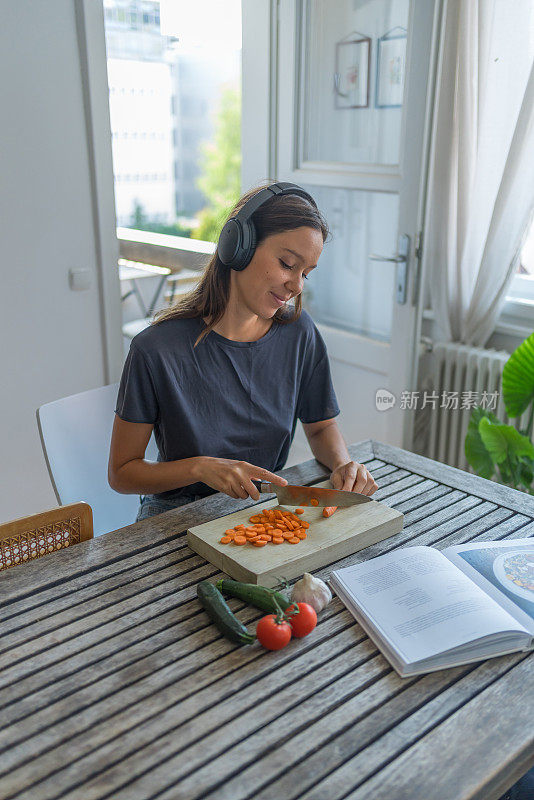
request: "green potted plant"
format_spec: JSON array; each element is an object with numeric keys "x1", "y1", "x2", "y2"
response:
[{"x1": 465, "y1": 331, "x2": 534, "y2": 493}]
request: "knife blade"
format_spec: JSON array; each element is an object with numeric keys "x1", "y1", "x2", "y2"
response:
[{"x1": 251, "y1": 481, "x2": 372, "y2": 508}]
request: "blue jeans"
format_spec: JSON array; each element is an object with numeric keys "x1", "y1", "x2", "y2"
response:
[
  {"x1": 498, "y1": 768, "x2": 534, "y2": 800},
  {"x1": 136, "y1": 492, "x2": 205, "y2": 521}
]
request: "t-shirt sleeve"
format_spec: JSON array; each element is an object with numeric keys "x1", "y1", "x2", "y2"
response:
[
  {"x1": 297, "y1": 327, "x2": 340, "y2": 424},
  {"x1": 115, "y1": 343, "x2": 159, "y2": 424}
]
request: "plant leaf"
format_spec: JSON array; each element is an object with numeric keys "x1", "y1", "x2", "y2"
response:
[
  {"x1": 478, "y1": 416, "x2": 534, "y2": 465},
  {"x1": 518, "y1": 459, "x2": 534, "y2": 490},
  {"x1": 502, "y1": 331, "x2": 534, "y2": 418},
  {"x1": 465, "y1": 408, "x2": 495, "y2": 479}
]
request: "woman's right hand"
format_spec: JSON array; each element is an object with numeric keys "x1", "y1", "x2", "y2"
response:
[{"x1": 194, "y1": 457, "x2": 288, "y2": 500}]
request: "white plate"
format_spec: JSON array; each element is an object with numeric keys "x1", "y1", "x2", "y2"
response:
[{"x1": 493, "y1": 549, "x2": 534, "y2": 603}]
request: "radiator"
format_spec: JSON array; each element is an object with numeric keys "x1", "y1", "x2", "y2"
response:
[{"x1": 426, "y1": 342, "x2": 520, "y2": 472}]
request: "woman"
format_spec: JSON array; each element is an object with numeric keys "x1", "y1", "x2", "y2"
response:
[{"x1": 109, "y1": 182, "x2": 378, "y2": 520}]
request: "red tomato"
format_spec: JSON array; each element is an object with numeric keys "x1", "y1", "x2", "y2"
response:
[
  {"x1": 287, "y1": 603, "x2": 317, "y2": 638},
  {"x1": 256, "y1": 615, "x2": 292, "y2": 650}
]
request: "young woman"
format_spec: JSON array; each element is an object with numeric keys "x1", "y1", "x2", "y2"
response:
[{"x1": 109, "y1": 182, "x2": 378, "y2": 520}]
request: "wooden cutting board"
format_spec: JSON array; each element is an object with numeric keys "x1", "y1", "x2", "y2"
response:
[{"x1": 187, "y1": 480, "x2": 404, "y2": 587}]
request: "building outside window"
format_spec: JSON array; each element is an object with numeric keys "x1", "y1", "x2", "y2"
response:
[{"x1": 103, "y1": 0, "x2": 242, "y2": 243}]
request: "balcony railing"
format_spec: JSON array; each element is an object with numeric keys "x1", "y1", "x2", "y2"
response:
[{"x1": 117, "y1": 227, "x2": 215, "y2": 273}]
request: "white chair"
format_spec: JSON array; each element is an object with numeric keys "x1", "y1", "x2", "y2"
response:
[{"x1": 37, "y1": 383, "x2": 158, "y2": 537}]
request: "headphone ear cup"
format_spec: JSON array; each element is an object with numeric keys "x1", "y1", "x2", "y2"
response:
[
  {"x1": 232, "y1": 220, "x2": 257, "y2": 271},
  {"x1": 218, "y1": 218, "x2": 241, "y2": 266}
]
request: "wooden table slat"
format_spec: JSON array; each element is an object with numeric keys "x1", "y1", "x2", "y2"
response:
[
  {"x1": 373, "y1": 442, "x2": 534, "y2": 514},
  {"x1": 0, "y1": 532, "x2": 193, "y2": 632},
  {"x1": 1, "y1": 439, "x2": 532, "y2": 800},
  {"x1": 341, "y1": 654, "x2": 534, "y2": 800},
  {"x1": 1, "y1": 619, "x2": 371, "y2": 798},
  {"x1": 262, "y1": 654, "x2": 529, "y2": 800},
  {"x1": 1, "y1": 496, "x2": 527, "y2": 714},
  {"x1": 0, "y1": 547, "x2": 205, "y2": 652},
  {"x1": 0, "y1": 601, "x2": 349, "y2": 734},
  {"x1": 0, "y1": 493, "x2": 494, "y2": 695}
]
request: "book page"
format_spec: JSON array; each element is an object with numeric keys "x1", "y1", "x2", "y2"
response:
[
  {"x1": 444, "y1": 538, "x2": 534, "y2": 634},
  {"x1": 330, "y1": 546, "x2": 527, "y2": 665}
]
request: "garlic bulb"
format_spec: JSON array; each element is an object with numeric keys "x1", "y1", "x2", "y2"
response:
[{"x1": 291, "y1": 572, "x2": 332, "y2": 613}]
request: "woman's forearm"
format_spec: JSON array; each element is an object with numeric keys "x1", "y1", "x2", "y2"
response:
[
  {"x1": 110, "y1": 456, "x2": 204, "y2": 495},
  {"x1": 305, "y1": 421, "x2": 350, "y2": 472}
]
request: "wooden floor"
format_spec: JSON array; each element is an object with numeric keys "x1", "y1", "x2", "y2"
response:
[{"x1": 0, "y1": 441, "x2": 533, "y2": 800}]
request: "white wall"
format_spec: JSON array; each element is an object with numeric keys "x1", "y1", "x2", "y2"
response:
[{"x1": 0, "y1": 1, "x2": 121, "y2": 523}]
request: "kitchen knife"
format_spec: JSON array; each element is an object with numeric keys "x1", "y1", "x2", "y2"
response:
[{"x1": 251, "y1": 481, "x2": 372, "y2": 508}]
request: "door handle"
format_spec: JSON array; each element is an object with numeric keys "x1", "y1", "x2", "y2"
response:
[{"x1": 368, "y1": 234, "x2": 410, "y2": 304}]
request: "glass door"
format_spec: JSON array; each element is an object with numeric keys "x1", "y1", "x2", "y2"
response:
[{"x1": 276, "y1": 0, "x2": 439, "y2": 448}]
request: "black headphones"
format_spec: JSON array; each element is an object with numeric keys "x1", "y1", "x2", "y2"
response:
[{"x1": 217, "y1": 182, "x2": 317, "y2": 271}]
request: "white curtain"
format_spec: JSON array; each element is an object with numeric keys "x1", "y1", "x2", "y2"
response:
[{"x1": 424, "y1": 0, "x2": 534, "y2": 347}]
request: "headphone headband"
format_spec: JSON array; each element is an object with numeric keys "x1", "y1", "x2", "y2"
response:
[
  {"x1": 234, "y1": 182, "x2": 317, "y2": 223},
  {"x1": 217, "y1": 182, "x2": 317, "y2": 271}
]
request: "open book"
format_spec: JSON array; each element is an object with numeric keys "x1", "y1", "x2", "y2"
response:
[{"x1": 329, "y1": 538, "x2": 534, "y2": 677}]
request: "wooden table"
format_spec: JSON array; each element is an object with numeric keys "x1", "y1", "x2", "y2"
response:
[{"x1": 1, "y1": 440, "x2": 533, "y2": 800}]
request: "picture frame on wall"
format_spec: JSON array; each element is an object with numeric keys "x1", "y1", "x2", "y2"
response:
[
  {"x1": 376, "y1": 27, "x2": 407, "y2": 108},
  {"x1": 334, "y1": 33, "x2": 371, "y2": 109}
]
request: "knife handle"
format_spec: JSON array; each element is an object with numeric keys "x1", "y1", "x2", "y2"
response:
[{"x1": 251, "y1": 480, "x2": 272, "y2": 493}]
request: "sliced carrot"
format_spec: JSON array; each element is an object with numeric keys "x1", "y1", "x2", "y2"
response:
[
  {"x1": 323, "y1": 506, "x2": 338, "y2": 517},
  {"x1": 234, "y1": 535, "x2": 247, "y2": 545},
  {"x1": 234, "y1": 524, "x2": 246, "y2": 530},
  {"x1": 296, "y1": 530, "x2": 307, "y2": 539},
  {"x1": 272, "y1": 537, "x2": 284, "y2": 544},
  {"x1": 282, "y1": 531, "x2": 294, "y2": 540},
  {"x1": 288, "y1": 537, "x2": 300, "y2": 544},
  {"x1": 300, "y1": 521, "x2": 310, "y2": 529},
  {"x1": 252, "y1": 540, "x2": 267, "y2": 547},
  {"x1": 220, "y1": 536, "x2": 231, "y2": 544},
  {"x1": 310, "y1": 498, "x2": 319, "y2": 507},
  {"x1": 295, "y1": 508, "x2": 304, "y2": 514}
]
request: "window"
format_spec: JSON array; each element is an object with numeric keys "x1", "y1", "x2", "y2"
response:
[
  {"x1": 506, "y1": 214, "x2": 534, "y2": 304},
  {"x1": 104, "y1": 0, "x2": 241, "y2": 240}
]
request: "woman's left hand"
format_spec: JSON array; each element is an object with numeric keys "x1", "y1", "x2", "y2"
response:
[{"x1": 330, "y1": 461, "x2": 378, "y2": 496}]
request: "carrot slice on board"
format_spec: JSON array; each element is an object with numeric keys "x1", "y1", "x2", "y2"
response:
[
  {"x1": 310, "y1": 499, "x2": 319, "y2": 507},
  {"x1": 295, "y1": 508, "x2": 304, "y2": 514},
  {"x1": 252, "y1": 539, "x2": 267, "y2": 547},
  {"x1": 234, "y1": 536, "x2": 247, "y2": 545},
  {"x1": 323, "y1": 506, "x2": 338, "y2": 517},
  {"x1": 288, "y1": 537, "x2": 300, "y2": 544},
  {"x1": 272, "y1": 537, "x2": 284, "y2": 544},
  {"x1": 220, "y1": 536, "x2": 231, "y2": 544}
]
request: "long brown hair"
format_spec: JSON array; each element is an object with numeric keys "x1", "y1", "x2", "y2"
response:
[{"x1": 154, "y1": 182, "x2": 329, "y2": 345}]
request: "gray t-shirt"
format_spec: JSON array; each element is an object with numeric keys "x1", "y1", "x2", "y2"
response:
[{"x1": 115, "y1": 311, "x2": 339, "y2": 500}]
